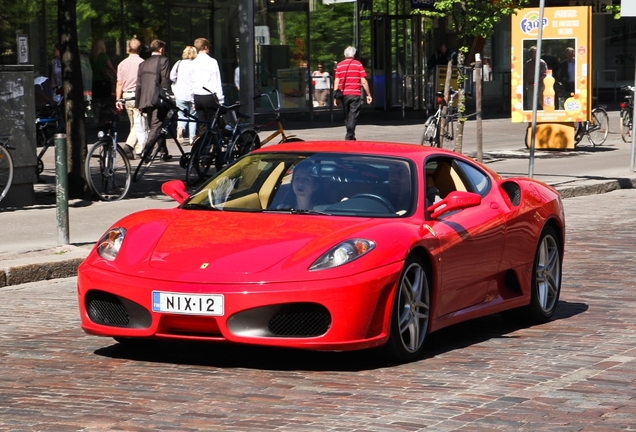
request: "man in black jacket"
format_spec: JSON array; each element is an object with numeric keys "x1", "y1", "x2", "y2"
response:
[{"x1": 135, "y1": 39, "x2": 172, "y2": 161}]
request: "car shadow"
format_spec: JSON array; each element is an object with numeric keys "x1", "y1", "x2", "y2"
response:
[{"x1": 94, "y1": 300, "x2": 587, "y2": 371}]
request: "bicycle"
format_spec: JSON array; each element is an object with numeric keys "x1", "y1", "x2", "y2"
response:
[
  {"x1": 619, "y1": 85, "x2": 634, "y2": 143},
  {"x1": 255, "y1": 89, "x2": 304, "y2": 147},
  {"x1": 421, "y1": 89, "x2": 458, "y2": 147},
  {"x1": 35, "y1": 104, "x2": 65, "y2": 178},
  {"x1": 132, "y1": 97, "x2": 194, "y2": 183},
  {"x1": 185, "y1": 93, "x2": 259, "y2": 185},
  {"x1": 0, "y1": 134, "x2": 15, "y2": 203},
  {"x1": 573, "y1": 105, "x2": 609, "y2": 147},
  {"x1": 84, "y1": 102, "x2": 132, "y2": 201}
]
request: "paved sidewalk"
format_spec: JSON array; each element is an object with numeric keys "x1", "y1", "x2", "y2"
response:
[{"x1": 1, "y1": 109, "x2": 634, "y2": 287}]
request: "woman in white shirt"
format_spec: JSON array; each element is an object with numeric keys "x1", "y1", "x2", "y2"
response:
[
  {"x1": 312, "y1": 64, "x2": 330, "y2": 107},
  {"x1": 170, "y1": 46, "x2": 197, "y2": 144}
]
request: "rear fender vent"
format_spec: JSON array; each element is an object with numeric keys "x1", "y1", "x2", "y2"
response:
[{"x1": 500, "y1": 181, "x2": 521, "y2": 206}]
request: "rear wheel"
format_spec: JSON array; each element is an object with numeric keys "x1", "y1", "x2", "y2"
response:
[
  {"x1": 573, "y1": 122, "x2": 584, "y2": 146},
  {"x1": 0, "y1": 145, "x2": 14, "y2": 203},
  {"x1": 620, "y1": 110, "x2": 632, "y2": 143},
  {"x1": 235, "y1": 129, "x2": 261, "y2": 156},
  {"x1": 421, "y1": 116, "x2": 437, "y2": 146},
  {"x1": 282, "y1": 137, "x2": 304, "y2": 143},
  {"x1": 588, "y1": 108, "x2": 609, "y2": 146},
  {"x1": 384, "y1": 256, "x2": 430, "y2": 363},
  {"x1": 185, "y1": 134, "x2": 207, "y2": 186},
  {"x1": 501, "y1": 226, "x2": 562, "y2": 324},
  {"x1": 85, "y1": 140, "x2": 131, "y2": 201}
]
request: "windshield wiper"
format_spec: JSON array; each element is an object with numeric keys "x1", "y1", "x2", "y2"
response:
[{"x1": 181, "y1": 203, "x2": 221, "y2": 210}]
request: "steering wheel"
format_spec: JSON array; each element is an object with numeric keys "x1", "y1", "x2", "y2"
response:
[{"x1": 349, "y1": 193, "x2": 396, "y2": 213}]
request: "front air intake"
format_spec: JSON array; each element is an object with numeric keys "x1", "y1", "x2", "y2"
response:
[{"x1": 268, "y1": 303, "x2": 331, "y2": 337}]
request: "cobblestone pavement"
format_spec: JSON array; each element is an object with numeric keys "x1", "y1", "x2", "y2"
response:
[{"x1": 0, "y1": 190, "x2": 635, "y2": 431}]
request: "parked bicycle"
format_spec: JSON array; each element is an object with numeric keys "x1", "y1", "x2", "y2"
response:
[
  {"x1": 84, "y1": 103, "x2": 132, "y2": 201},
  {"x1": 35, "y1": 104, "x2": 65, "y2": 178},
  {"x1": 574, "y1": 105, "x2": 609, "y2": 147},
  {"x1": 620, "y1": 85, "x2": 634, "y2": 143},
  {"x1": 132, "y1": 97, "x2": 194, "y2": 183},
  {"x1": 421, "y1": 88, "x2": 458, "y2": 147},
  {"x1": 0, "y1": 134, "x2": 15, "y2": 203},
  {"x1": 185, "y1": 92, "x2": 259, "y2": 186},
  {"x1": 255, "y1": 89, "x2": 304, "y2": 147}
]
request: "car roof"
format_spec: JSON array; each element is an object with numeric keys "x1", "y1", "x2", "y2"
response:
[{"x1": 254, "y1": 141, "x2": 456, "y2": 159}]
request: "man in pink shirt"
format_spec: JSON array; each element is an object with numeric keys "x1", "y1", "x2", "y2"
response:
[
  {"x1": 333, "y1": 46, "x2": 372, "y2": 140},
  {"x1": 115, "y1": 38, "x2": 145, "y2": 158}
]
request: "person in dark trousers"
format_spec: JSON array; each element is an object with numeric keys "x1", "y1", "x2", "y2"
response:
[
  {"x1": 333, "y1": 46, "x2": 372, "y2": 140},
  {"x1": 135, "y1": 39, "x2": 172, "y2": 161},
  {"x1": 558, "y1": 47, "x2": 576, "y2": 99}
]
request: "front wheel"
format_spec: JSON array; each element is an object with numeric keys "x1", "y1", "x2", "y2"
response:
[
  {"x1": 620, "y1": 110, "x2": 633, "y2": 143},
  {"x1": 588, "y1": 108, "x2": 609, "y2": 146},
  {"x1": 573, "y1": 122, "x2": 584, "y2": 147},
  {"x1": 421, "y1": 116, "x2": 437, "y2": 146},
  {"x1": 282, "y1": 137, "x2": 304, "y2": 143},
  {"x1": 383, "y1": 256, "x2": 430, "y2": 363},
  {"x1": 85, "y1": 141, "x2": 132, "y2": 201},
  {"x1": 0, "y1": 145, "x2": 14, "y2": 203}
]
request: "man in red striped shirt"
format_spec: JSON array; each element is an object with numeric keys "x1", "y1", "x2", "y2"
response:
[{"x1": 333, "y1": 46, "x2": 372, "y2": 140}]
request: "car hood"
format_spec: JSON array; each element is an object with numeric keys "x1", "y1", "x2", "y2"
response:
[{"x1": 107, "y1": 209, "x2": 405, "y2": 283}]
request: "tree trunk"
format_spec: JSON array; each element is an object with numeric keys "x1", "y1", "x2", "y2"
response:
[
  {"x1": 440, "y1": 59, "x2": 453, "y2": 149},
  {"x1": 454, "y1": 52, "x2": 466, "y2": 154},
  {"x1": 59, "y1": 0, "x2": 90, "y2": 200}
]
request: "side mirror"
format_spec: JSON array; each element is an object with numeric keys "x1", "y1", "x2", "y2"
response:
[
  {"x1": 161, "y1": 180, "x2": 189, "y2": 204},
  {"x1": 427, "y1": 191, "x2": 481, "y2": 219}
]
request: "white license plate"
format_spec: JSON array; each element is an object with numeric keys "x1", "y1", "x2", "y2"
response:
[{"x1": 152, "y1": 291, "x2": 224, "y2": 316}]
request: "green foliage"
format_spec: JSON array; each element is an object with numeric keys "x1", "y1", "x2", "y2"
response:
[
  {"x1": 412, "y1": 0, "x2": 529, "y2": 49},
  {"x1": 0, "y1": 0, "x2": 39, "y2": 63}
]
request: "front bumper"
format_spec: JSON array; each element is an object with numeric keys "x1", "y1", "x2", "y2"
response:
[{"x1": 78, "y1": 262, "x2": 403, "y2": 351}]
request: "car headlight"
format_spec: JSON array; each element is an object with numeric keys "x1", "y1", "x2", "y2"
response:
[
  {"x1": 97, "y1": 228, "x2": 126, "y2": 261},
  {"x1": 309, "y1": 239, "x2": 375, "y2": 271}
]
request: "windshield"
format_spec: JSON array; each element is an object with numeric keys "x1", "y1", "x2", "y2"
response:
[{"x1": 183, "y1": 152, "x2": 415, "y2": 217}]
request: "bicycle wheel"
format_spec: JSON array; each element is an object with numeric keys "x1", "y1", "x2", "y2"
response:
[
  {"x1": 441, "y1": 115, "x2": 455, "y2": 142},
  {"x1": 588, "y1": 108, "x2": 609, "y2": 146},
  {"x1": 185, "y1": 134, "x2": 205, "y2": 186},
  {"x1": 620, "y1": 110, "x2": 632, "y2": 143},
  {"x1": 133, "y1": 137, "x2": 162, "y2": 182},
  {"x1": 282, "y1": 137, "x2": 304, "y2": 143},
  {"x1": 235, "y1": 129, "x2": 261, "y2": 155},
  {"x1": 573, "y1": 123, "x2": 584, "y2": 147},
  {"x1": 0, "y1": 145, "x2": 14, "y2": 203},
  {"x1": 196, "y1": 134, "x2": 216, "y2": 178},
  {"x1": 420, "y1": 116, "x2": 438, "y2": 146},
  {"x1": 85, "y1": 140, "x2": 132, "y2": 201}
]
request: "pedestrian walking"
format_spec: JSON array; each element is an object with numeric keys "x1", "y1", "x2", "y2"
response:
[
  {"x1": 170, "y1": 45, "x2": 197, "y2": 145},
  {"x1": 333, "y1": 46, "x2": 372, "y2": 140},
  {"x1": 312, "y1": 63, "x2": 330, "y2": 107},
  {"x1": 115, "y1": 37, "x2": 145, "y2": 158},
  {"x1": 191, "y1": 37, "x2": 224, "y2": 125},
  {"x1": 90, "y1": 38, "x2": 117, "y2": 124},
  {"x1": 135, "y1": 39, "x2": 172, "y2": 161}
]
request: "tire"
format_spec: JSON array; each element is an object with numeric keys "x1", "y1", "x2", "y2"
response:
[
  {"x1": 383, "y1": 256, "x2": 430, "y2": 363},
  {"x1": 185, "y1": 135, "x2": 206, "y2": 186},
  {"x1": 573, "y1": 123, "x2": 584, "y2": 146},
  {"x1": 501, "y1": 226, "x2": 562, "y2": 324},
  {"x1": 233, "y1": 129, "x2": 261, "y2": 157},
  {"x1": 588, "y1": 108, "x2": 609, "y2": 146},
  {"x1": 133, "y1": 137, "x2": 161, "y2": 182},
  {"x1": 441, "y1": 115, "x2": 455, "y2": 144},
  {"x1": 85, "y1": 141, "x2": 132, "y2": 201},
  {"x1": 421, "y1": 116, "x2": 437, "y2": 146},
  {"x1": 195, "y1": 134, "x2": 216, "y2": 179},
  {"x1": 282, "y1": 137, "x2": 304, "y2": 143},
  {"x1": 620, "y1": 110, "x2": 632, "y2": 143},
  {"x1": 0, "y1": 145, "x2": 14, "y2": 203}
]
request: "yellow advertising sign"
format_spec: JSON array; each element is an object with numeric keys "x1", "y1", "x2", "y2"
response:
[{"x1": 510, "y1": 6, "x2": 592, "y2": 123}]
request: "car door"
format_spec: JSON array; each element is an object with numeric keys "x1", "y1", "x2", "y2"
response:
[{"x1": 425, "y1": 157, "x2": 505, "y2": 317}]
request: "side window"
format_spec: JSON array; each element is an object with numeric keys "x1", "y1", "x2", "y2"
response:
[{"x1": 455, "y1": 160, "x2": 491, "y2": 197}]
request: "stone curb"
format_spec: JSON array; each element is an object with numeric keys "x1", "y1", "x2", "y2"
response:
[{"x1": 1, "y1": 178, "x2": 634, "y2": 287}]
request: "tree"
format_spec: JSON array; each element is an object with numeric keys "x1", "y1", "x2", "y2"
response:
[
  {"x1": 413, "y1": 0, "x2": 529, "y2": 154},
  {"x1": 59, "y1": 0, "x2": 90, "y2": 199}
]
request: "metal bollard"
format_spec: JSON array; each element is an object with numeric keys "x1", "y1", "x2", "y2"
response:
[{"x1": 54, "y1": 133, "x2": 69, "y2": 245}]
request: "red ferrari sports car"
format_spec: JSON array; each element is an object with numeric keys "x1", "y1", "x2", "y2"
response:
[{"x1": 78, "y1": 141, "x2": 565, "y2": 362}]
